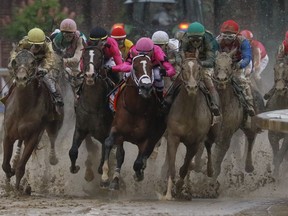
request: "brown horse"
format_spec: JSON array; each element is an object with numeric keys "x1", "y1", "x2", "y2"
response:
[
  {"x1": 68, "y1": 45, "x2": 114, "y2": 181},
  {"x1": 2, "y1": 49, "x2": 64, "y2": 193},
  {"x1": 212, "y1": 51, "x2": 264, "y2": 180},
  {"x1": 100, "y1": 54, "x2": 166, "y2": 190},
  {"x1": 265, "y1": 57, "x2": 288, "y2": 177},
  {"x1": 162, "y1": 56, "x2": 221, "y2": 200}
]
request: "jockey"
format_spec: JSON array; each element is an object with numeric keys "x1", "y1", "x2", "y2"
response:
[
  {"x1": 112, "y1": 37, "x2": 176, "y2": 103},
  {"x1": 180, "y1": 21, "x2": 220, "y2": 116},
  {"x1": 111, "y1": 27, "x2": 133, "y2": 60},
  {"x1": 216, "y1": 20, "x2": 255, "y2": 116},
  {"x1": 51, "y1": 18, "x2": 87, "y2": 80},
  {"x1": 9, "y1": 27, "x2": 63, "y2": 106},
  {"x1": 264, "y1": 31, "x2": 288, "y2": 100},
  {"x1": 240, "y1": 30, "x2": 269, "y2": 81},
  {"x1": 87, "y1": 26, "x2": 123, "y2": 84},
  {"x1": 276, "y1": 31, "x2": 288, "y2": 60},
  {"x1": 151, "y1": 30, "x2": 181, "y2": 74}
]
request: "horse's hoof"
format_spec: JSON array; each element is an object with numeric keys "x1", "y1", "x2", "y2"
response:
[
  {"x1": 109, "y1": 177, "x2": 120, "y2": 190},
  {"x1": 70, "y1": 165, "x2": 80, "y2": 174},
  {"x1": 49, "y1": 157, "x2": 59, "y2": 165},
  {"x1": 175, "y1": 179, "x2": 184, "y2": 190},
  {"x1": 100, "y1": 180, "x2": 110, "y2": 189},
  {"x1": 84, "y1": 169, "x2": 94, "y2": 182},
  {"x1": 98, "y1": 166, "x2": 103, "y2": 175},
  {"x1": 133, "y1": 173, "x2": 144, "y2": 182},
  {"x1": 24, "y1": 185, "x2": 32, "y2": 195},
  {"x1": 245, "y1": 165, "x2": 254, "y2": 173}
]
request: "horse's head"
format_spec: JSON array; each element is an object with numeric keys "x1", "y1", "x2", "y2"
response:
[
  {"x1": 214, "y1": 50, "x2": 235, "y2": 89},
  {"x1": 131, "y1": 54, "x2": 154, "y2": 98},
  {"x1": 181, "y1": 56, "x2": 201, "y2": 96},
  {"x1": 274, "y1": 60, "x2": 288, "y2": 93},
  {"x1": 82, "y1": 45, "x2": 105, "y2": 86},
  {"x1": 10, "y1": 49, "x2": 37, "y2": 87}
]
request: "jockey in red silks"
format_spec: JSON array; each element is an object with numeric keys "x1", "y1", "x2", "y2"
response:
[
  {"x1": 240, "y1": 30, "x2": 269, "y2": 81},
  {"x1": 112, "y1": 37, "x2": 176, "y2": 102},
  {"x1": 87, "y1": 26, "x2": 123, "y2": 84},
  {"x1": 276, "y1": 31, "x2": 288, "y2": 60}
]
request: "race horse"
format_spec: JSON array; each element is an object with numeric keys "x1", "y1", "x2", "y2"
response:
[
  {"x1": 100, "y1": 54, "x2": 166, "y2": 190},
  {"x1": 212, "y1": 50, "x2": 264, "y2": 181},
  {"x1": 2, "y1": 49, "x2": 64, "y2": 193},
  {"x1": 265, "y1": 57, "x2": 288, "y2": 177},
  {"x1": 68, "y1": 44, "x2": 114, "y2": 181},
  {"x1": 162, "y1": 54, "x2": 221, "y2": 200}
]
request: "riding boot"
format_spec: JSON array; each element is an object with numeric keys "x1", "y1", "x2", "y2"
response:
[
  {"x1": 0, "y1": 82, "x2": 16, "y2": 105},
  {"x1": 43, "y1": 74, "x2": 64, "y2": 107},
  {"x1": 210, "y1": 89, "x2": 221, "y2": 116},
  {"x1": 244, "y1": 85, "x2": 255, "y2": 116},
  {"x1": 263, "y1": 87, "x2": 275, "y2": 100},
  {"x1": 204, "y1": 77, "x2": 220, "y2": 116}
]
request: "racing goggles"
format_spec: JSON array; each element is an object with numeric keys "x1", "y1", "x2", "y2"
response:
[
  {"x1": 221, "y1": 33, "x2": 237, "y2": 40},
  {"x1": 89, "y1": 35, "x2": 108, "y2": 46}
]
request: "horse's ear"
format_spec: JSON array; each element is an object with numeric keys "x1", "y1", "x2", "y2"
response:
[{"x1": 11, "y1": 59, "x2": 17, "y2": 69}]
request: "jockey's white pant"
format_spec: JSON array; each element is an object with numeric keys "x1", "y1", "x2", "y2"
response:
[
  {"x1": 244, "y1": 54, "x2": 269, "y2": 79},
  {"x1": 124, "y1": 66, "x2": 164, "y2": 92}
]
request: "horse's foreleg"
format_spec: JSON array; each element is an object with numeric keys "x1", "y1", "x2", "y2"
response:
[
  {"x1": 84, "y1": 135, "x2": 98, "y2": 182},
  {"x1": 15, "y1": 137, "x2": 38, "y2": 191},
  {"x1": 212, "y1": 137, "x2": 232, "y2": 180},
  {"x1": 69, "y1": 130, "x2": 87, "y2": 174},
  {"x1": 12, "y1": 140, "x2": 23, "y2": 170},
  {"x1": 46, "y1": 123, "x2": 61, "y2": 165},
  {"x1": 2, "y1": 136, "x2": 16, "y2": 179},
  {"x1": 101, "y1": 130, "x2": 117, "y2": 188},
  {"x1": 110, "y1": 143, "x2": 125, "y2": 190},
  {"x1": 163, "y1": 134, "x2": 180, "y2": 201},
  {"x1": 268, "y1": 131, "x2": 282, "y2": 177},
  {"x1": 243, "y1": 130, "x2": 256, "y2": 173}
]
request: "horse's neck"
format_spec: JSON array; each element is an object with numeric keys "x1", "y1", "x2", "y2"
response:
[
  {"x1": 80, "y1": 81, "x2": 108, "y2": 110},
  {"x1": 14, "y1": 81, "x2": 42, "y2": 109}
]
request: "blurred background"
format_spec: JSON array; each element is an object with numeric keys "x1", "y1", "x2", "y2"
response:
[{"x1": 0, "y1": 0, "x2": 287, "y2": 75}]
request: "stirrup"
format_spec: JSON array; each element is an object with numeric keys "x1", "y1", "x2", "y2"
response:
[{"x1": 211, "y1": 105, "x2": 220, "y2": 116}]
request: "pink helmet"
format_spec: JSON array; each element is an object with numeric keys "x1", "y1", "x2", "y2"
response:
[
  {"x1": 135, "y1": 37, "x2": 154, "y2": 52},
  {"x1": 60, "y1": 18, "x2": 77, "y2": 32}
]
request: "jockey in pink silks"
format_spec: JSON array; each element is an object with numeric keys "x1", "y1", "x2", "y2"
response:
[
  {"x1": 87, "y1": 26, "x2": 123, "y2": 84},
  {"x1": 111, "y1": 37, "x2": 176, "y2": 102}
]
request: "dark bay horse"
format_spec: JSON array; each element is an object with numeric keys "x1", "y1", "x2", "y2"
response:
[
  {"x1": 101, "y1": 54, "x2": 166, "y2": 190},
  {"x1": 212, "y1": 51, "x2": 264, "y2": 180},
  {"x1": 265, "y1": 57, "x2": 288, "y2": 177},
  {"x1": 2, "y1": 49, "x2": 64, "y2": 193},
  {"x1": 68, "y1": 45, "x2": 114, "y2": 181},
  {"x1": 162, "y1": 56, "x2": 221, "y2": 200}
]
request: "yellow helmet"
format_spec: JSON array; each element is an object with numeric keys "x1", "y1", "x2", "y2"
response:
[{"x1": 27, "y1": 28, "x2": 45, "y2": 44}]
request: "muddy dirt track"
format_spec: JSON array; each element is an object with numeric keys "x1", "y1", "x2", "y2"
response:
[{"x1": 0, "y1": 68, "x2": 288, "y2": 216}]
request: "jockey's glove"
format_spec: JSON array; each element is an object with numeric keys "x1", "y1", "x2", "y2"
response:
[
  {"x1": 235, "y1": 62, "x2": 242, "y2": 70},
  {"x1": 103, "y1": 65, "x2": 112, "y2": 73},
  {"x1": 160, "y1": 68, "x2": 167, "y2": 77}
]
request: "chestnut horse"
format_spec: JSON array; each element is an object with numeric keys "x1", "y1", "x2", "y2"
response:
[
  {"x1": 265, "y1": 57, "x2": 288, "y2": 177},
  {"x1": 162, "y1": 56, "x2": 221, "y2": 200},
  {"x1": 68, "y1": 45, "x2": 114, "y2": 181},
  {"x1": 2, "y1": 49, "x2": 64, "y2": 193},
  {"x1": 101, "y1": 54, "x2": 166, "y2": 190},
  {"x1": 212, "y1": 51, "x2": 264, "y2": 180}
]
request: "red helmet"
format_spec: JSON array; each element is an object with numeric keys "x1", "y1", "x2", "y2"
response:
[
  {"x1": 111, "y1": 27, "x2": 126, "y2": 40},
  {"x1": 240, "y1": 30, "x2": 253, "y2": 40},
  {"x1": 220, "y1": 20, "x2": 239, "y2": 34},
  {"x1": 136, "y1": 37, "x2": 154, "y2": 53}
]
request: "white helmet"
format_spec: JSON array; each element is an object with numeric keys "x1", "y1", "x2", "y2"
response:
[{"x1": 152, "y1": 31, "x2": 169, "y2": 45}]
